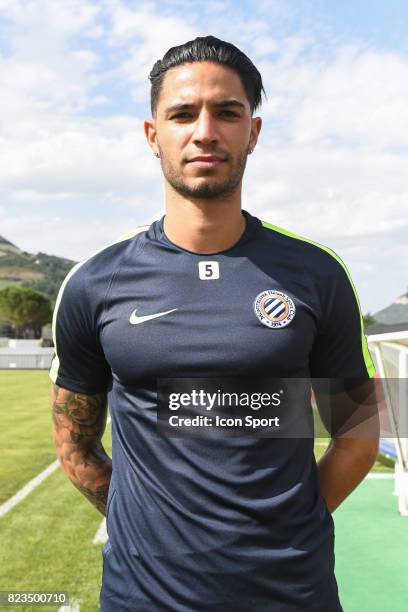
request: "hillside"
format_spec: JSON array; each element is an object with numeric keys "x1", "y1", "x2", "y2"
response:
[
  {"x1": 373, "y1": 292, "x2": 408, "y2": 325},
  {"x1": 0, "y1": 235, "x2": 76, "y2": 304}
]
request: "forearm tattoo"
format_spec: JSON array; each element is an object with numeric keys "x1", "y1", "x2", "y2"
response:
[{"x1": 51, "y1": 384, "x2": 112, "y2": 515}]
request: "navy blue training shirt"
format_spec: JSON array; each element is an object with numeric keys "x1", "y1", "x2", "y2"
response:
[{"x1": 50, "y1": 210, "x2": 376, "y2": 611}]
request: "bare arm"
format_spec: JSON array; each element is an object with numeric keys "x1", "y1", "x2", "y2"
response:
[
  {"x1": 315, "y1": 378, "x2": 381, "y2": 512},
  {"x1": 317, "y1": 436, "x2": 379, "y2": 513},
  {"x1": 51, "y1": 383, "x2": 112, "y2": 515}
]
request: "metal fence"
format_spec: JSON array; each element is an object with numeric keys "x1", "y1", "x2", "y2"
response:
[{"x1": 0, "y1": 349, "x2": 54, "y2": 369}]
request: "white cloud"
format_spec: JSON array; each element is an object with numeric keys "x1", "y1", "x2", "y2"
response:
[
  {"x1": 258, "y1": 44, "x2": 408, "y2": 149},
  {"x1": 0, "y1": 115, "x2": 159, "y2": 194},
  {"x1": 0, "y1": 208, "x2": 162, "y2": 262},
  {"x1": 105, "y1": 0, "x2": 198, "y2": 103},
  {"x1": 0, "y1": 0, "x2": 104, "y2": 153},
  {"x1": 245, "y1": 145, "x2": 407, "y2": 238},
  {"x1": 292, "y1": 52, "x2": 408, "y2": 148}
]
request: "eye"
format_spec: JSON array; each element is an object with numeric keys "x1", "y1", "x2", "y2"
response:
[
  {"x1": 171, "y1": 110, "x2": 240, "y2": 120},
  {"x1": 172, "y1": 112, "x2": 192, "y2": 119},
  {"x1": 220, "y1": 110, "x2": 239, "y2": 117}
]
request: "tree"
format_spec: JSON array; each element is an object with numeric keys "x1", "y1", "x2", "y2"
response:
[
  {"x1": 363, "y1": 312, "x2": 377, "y2": 328},
  {"x1": 0, "y1": 286, "x2": 52, "y2": 338}
]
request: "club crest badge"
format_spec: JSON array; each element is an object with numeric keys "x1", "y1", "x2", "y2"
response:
[{"x1": 254, "y1": 290, "x2": 296, "y2": 329}]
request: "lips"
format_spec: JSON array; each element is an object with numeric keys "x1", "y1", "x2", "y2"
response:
[
  {"x1": 187, "y1": 156, "x2": 227, "y2": 169},
  {"x1": 187, "y1": 155, "x2": 226, "y2": 163}
]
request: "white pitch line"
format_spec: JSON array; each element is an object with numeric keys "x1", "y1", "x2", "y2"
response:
[
  {"x1": 365, "y1": 473, "x2": 394, "y2": 479},
  {"x1": 0, "y1": 411, "x2": 112, "y2": 520},
  {"x1": 58, "y1": 598, "x2": 80, "y2": 612},
  {"x1": 93, "y1": 518, "x2": 108, "y2": 544},
  {"x1": 0, "y1": 459, "x2": 60, "y2": 519}
]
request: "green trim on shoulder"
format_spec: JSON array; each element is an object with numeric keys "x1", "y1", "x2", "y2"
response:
[
  {"x1": 261, "y1": 220, "x2": 376, "y2": 378},
  {"x1": 49, "y1": 225, "x2": 149, "y2": 386},
  {"x1": 118, "y1": 225, "x2": 150, "y2": 241}
]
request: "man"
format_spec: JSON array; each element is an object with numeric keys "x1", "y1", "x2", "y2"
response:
[{"x1": 50, "y1": 36, "x2": 379, "y2": 611}]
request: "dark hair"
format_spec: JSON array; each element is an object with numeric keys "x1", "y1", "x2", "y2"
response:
[{"x1": 148, "y1": 35, "x2": 266, "y2": 117}]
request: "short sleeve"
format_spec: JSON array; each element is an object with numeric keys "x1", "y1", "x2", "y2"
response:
[
  {"x1": 310, "y1": 256, "x2": 376, "y2": 391},
  {"x1": 49, "y1": 264, "x2": 111, "y2": 394}
]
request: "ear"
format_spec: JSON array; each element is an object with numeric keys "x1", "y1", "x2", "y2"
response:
[
  {"x1": 144, "y1": 118, "x2": 159, "y2": 156},
  {"x1": 249, "y1": 116, "x2": 262, "y2": 151}
]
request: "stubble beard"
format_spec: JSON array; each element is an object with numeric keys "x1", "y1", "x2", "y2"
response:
[{"x1": 158, "y1": 148, "x2": 249, "y2": 200}]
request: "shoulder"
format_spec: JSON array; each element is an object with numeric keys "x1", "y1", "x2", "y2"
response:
[
  {"x1": 64, "y1": 224, "x2": 149, "y2": 283},
  {"x1": 260, "y1": 218, "x2": 350, "y2": 282},
  {"x1": 79, "y1": 224, "x2": 149, "y2": 276},
  {"x1": 259, "y1": 220, "x2": 368, "y2": 348},
  {"x1": 55, "y1": 225, "x2": 150, "y2": 304}
]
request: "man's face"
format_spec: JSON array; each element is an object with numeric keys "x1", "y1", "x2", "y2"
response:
[{"x1": 145, "y1": 61, "x2": 261, "y2": 200}]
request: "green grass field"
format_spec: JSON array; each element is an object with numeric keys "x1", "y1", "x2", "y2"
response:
[
  {"x1": 0, "y1": 372, "x2": 58, "y2": 504},
  {"x1": 0, "y1": 371, "x2": 112, "y2": 611},
  {"x1": 0, "y1": 370, "x2": 398, "y2": 611}
]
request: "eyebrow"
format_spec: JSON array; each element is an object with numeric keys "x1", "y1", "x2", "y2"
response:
[{"x1": 164, "y1": 99, "x2": 246, "y2": 114}]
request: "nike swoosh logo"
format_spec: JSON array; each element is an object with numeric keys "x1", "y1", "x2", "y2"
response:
[{"x1": 129, "y1": 308, "x2": 178, "y2": 325}]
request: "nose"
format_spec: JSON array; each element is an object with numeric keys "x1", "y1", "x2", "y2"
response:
[{"x1": 192, "y1": 109, "x2": 219, "y2": 146}]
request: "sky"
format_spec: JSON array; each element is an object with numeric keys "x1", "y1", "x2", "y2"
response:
[{"x1": 0, "y1": 0, "x2": 407, "y2": 315}]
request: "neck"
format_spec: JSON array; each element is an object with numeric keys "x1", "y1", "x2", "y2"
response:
[{"x1": 163, "y1": 185, "x2": 246, "y2": 254}]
